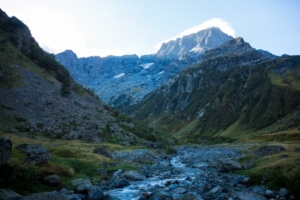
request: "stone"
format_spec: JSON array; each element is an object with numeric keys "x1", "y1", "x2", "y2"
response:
[
  {"x1": 279, "y1": 188, "x2": 289, "y2": 197},
  {"x1": 0, "y1": 138, "x2": 12, "y2": 165},
  {"x1": 122, "y1": 170, "x2": 146, "y2": 180},
  {"x1": 192, "y1": 162, "x2": 208, "y2": 169},
  {"x1": 111, "y1": 178, "x2": 130, "y2": 188},
  {"x1": 181, "y1": 192, "x2": 203, "y2": 200},
  {"x1": 237, "y1": 192, "x2": 267, "y2": 200},
  {"x1": 209, "y1": 186, "x2": 223, "y2": 194},
  {"x1": 87, "y1": 185, "x2": 104, "y2": 200},
  {"x1": 93, "y1": 146, "x2": 112, "y2": 158},
  {"x1": 72, "y1": 178, "x2": 92, "y2": 193},
  {"x1": 43, "y1": 175, "x2": 62, "y2": 186},
  {"x1": 149, "y1": 190, "x2": 172, "y2": 200},
  {"x1": 0, "y1": 189, "x2": 23, "y2": 200},
  {"x1": 218, "y1": 158, "x2": 242, "y2": 173},
  {"x1": 16, "y1": 144, "x2": 51, "y2": 164},
  {"x1": 25, "y1": 190, "x2": 68, "y2": 200}
]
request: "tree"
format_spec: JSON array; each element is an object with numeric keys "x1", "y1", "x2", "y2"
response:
[{"x1": 60, "y1": 77, "x2": 71, "y2": 97}]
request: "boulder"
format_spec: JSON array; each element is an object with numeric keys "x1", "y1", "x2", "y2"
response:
[
  {"x1": 218, "y1": 158, "x2": 242, "y2": 173},
  {"x1": 149, "y1": 190, "x2": 172, "y2": 200},
  {"x1": 209, "y1": 186, "x2": 223, "y2": 194},
  {"x1": 0, "y1": 189, "x2": 23, "y2": 200},
  {"x1": 111, "y1": 178, "x2": 130, "y2": 188},
  {"x1": 192, "y1": 162, "x2": 208, "y2": 169},
  {"x1": 0, "y1": 138, "x2": 12, "y2": 165},
  {"x1": 43, "y1": 175, "x2": 62, "y2": 186},
  {"x1": 279, "y1": 188, "x2": 289, "y2": 197},
  {"x1": 72, "y1": 178, "x2": 92, "y2": 193},
  {"x1": 93, "y1": 146, "x2": 112, "y2": 158},
  {"x1": 237, "y1": 192, "x2": 267, "y2": 200},
  {"x1": 122, "y1": 170, "x2": 146, "y2": 180},
  {"x1": 181, "y1": 192, "x2": 203, "y2": 200},
  {"x1": 16, "y1": 144, "x2": 51, "y2": 164},
  {"x1": 87, "y1": 185, "x2": 104, "y2": 200}
]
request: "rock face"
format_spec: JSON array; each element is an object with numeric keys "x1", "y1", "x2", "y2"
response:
[
  {"x1": 55, "y1": 27, "x2": 233, "y2": 107},
  {"x1": 0, "y1": 138, "x2": 12, "y2": 165},
  {"x1": 16, "y1": 144, "x2": 51, "y2": 164}
]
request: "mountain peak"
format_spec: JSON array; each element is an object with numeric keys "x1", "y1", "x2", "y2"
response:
[{"x1": 156, "y1": 27, "x2": 233, "y2": 59}]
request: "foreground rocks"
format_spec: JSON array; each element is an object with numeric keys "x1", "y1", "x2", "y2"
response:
[{"x1": 16, "y1": 144, "x2": 51, "y2": 164}]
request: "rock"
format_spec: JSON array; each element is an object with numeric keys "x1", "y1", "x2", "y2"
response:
[
  {"x1": 0, "y1": 189, "x2": 23, "y2": 200},
  {"x1": 237, "y1": 192, "x2": 267, "y2": 200},
  {"x1": 264, "y1": 189, "x2": 276, "y2": 198},
  {"x1": 181, "y1": 192, "x2": 203, "y2": 200},
  {"x1": 243, "y1": 160, "x2": 255, "y2": 169},
  {"x1": 218, "y1": 158, "x2": 242, "y2": 173},
  {"x1": 172, "y1": 188, "x2": 187, "y2": 200},
  {"x1": 72, "y1": 178, "x2": 92, "y2": 193},
  {"x1": 16, "y1": 144, "x2": 51, "y2": 164},
  {"x1": 192, "y1": 162, "x2": 208, "y2": 169},
  {"x1": 279, "y1": 188, "x2": 289, "y2": 197},
  {"x1": 87, "y1": 185, "x2": 104, "y2": 200},
  {"x1": 149, "y1": 190, "x2": 172, "y2": 200},
  {"x1": 278, "y1": 154, "x2": 289, "y2": 160},
  {"x1": 122, "y1": 170, "x2": 146, "y2": 180},
  {"x1": 111, "y1": 178, "x2": 130, "y2": 188},
  {"x1": 93, "y1": 146, "x2": 113, "y2": 158},
  {"x1": 253, "y1": 145, "x2": 286, "y2": 157},
  {"x1": 25, "y1": 190, "x2": 69, "y2": 200},
  {"x1": 43, "y1": 175, "x2": 62, "y2": 186},
  {"x1": 0, "y1": 138, "x2": 12, "y2": 165},
  {"x1": 209, "y1": 186, "x2": 223, "y2": 194}
]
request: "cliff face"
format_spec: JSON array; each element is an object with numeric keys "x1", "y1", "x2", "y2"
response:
[
  {"x1": 55, "y1": 27, "x2": 233, "y2": 107},
  {"x1": 124, "y1": 38, "x2": 300, "y2": 138}
]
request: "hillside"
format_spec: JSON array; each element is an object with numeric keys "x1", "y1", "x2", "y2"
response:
[
  {"x1": 124, "y1": 37, "x2": 300, "y2": 142},
  {"x1": 0, "y1": 8, "x2": 168, "y2": 147}
]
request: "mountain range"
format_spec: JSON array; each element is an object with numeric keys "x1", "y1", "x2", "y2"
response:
[{"x1": 55, "y1": 27, "x2": 233, "y2": 107}]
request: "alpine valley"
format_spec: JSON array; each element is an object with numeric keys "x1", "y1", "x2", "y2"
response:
[{"x1": 1, "y1": 7, "x2": 300, "y2": 200}]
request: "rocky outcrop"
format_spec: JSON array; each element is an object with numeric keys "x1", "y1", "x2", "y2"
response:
[
  {"x1": 0, "y1": 138, "x2": 12, "y2": 165},
  {"x1": 93, "y1": 146, "x2": 113, "y2": 158},
  {"x1": 253, "y1": 145, "x2": 286, "y2": 157},
  {"x1": 218, "y1": 158, "x2": 242, "y2": 173},
  {"x1": 43, "y1": 175, "x2": 62, "y2": 186},
  {"x1": 16, "y1": 144, "x2": 51, "y2": 164}
]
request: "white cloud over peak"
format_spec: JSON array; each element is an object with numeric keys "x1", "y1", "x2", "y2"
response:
[{"x1": 155, "y1": 18, "x2": 236, "y2": 51}]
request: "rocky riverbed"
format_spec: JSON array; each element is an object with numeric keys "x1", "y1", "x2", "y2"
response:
[{"x1": 0, "y1": 145, "x2": 293, "y2": 200}]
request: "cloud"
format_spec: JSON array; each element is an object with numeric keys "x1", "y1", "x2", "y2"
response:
[{"x1": 155, "y1": 18, "x2": 235, "y2": 51}]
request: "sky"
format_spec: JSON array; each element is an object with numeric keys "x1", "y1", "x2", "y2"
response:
[{"x1": 0, "y1": 0, "x2": 299, "y2": 58}]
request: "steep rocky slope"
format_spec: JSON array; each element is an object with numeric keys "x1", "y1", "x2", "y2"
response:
[
  {"x1": 124, "y1": 38, "x2": 300, "y2": 140},
  {"x1": 55, "y1": 27, "x2": 233, "y2": 107},
  {"x1": 0, "y1": 9, "x2": 166, "y2": 147}
]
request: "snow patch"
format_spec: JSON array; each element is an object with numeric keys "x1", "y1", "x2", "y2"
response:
[
  {"x1": 114, "y1": 73, "x2": 125, "y2": 78},
  {"x1": 140, "y1": 63, "x2": 154, "y2": 69}
]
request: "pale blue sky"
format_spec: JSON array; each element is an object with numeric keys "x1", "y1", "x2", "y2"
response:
[{"x1": 0, "y1": 0, "x2": 299, "y2": 57}]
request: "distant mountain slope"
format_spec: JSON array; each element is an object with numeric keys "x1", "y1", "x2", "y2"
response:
[
  {"x1": 124, "y1": 38, "x2": 300, "y2": 140},
  {"x1": 0, "y1": 8, "x2": 168, "y2": 147},
  {"x1": 55, "y1": 27, "x2": 233, "y2": 107}
]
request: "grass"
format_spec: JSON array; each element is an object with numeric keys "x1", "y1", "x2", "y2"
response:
[
  {"x1": 237, "y1": 141, "x2": 300, "y2": 199},
  {"x1": 0, "y1": 131, "x2": 142, "y2": 195}
]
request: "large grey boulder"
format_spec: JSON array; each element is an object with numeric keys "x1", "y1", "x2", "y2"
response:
[
  {"x1": 87, "y1": 185, "x2": 104, "y2": 200},
  {"x1": 218, "y1": 158, "x2": 242, "y2": 173},
  {"x1": 0, "y1": 189, "x2": 23, "y2": 200},
  {"x1": 16, "y1": 144, "x2": 51, "y2": 164},
  {"x1": 122, "y1": 170, "x2": 146, "y2": 180},
  {"x1": 149, "y1": 190, "x2": 172, "y2": 200},
  {"x1": 43, "y1": 175, "x2": 62, "y2": 186},
  {"x1": 0, "y1": 138, "x2": 12, "y2": 165},
  {"x1": 71, "y1": 178, "x2": 92, "y2": 193}
]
